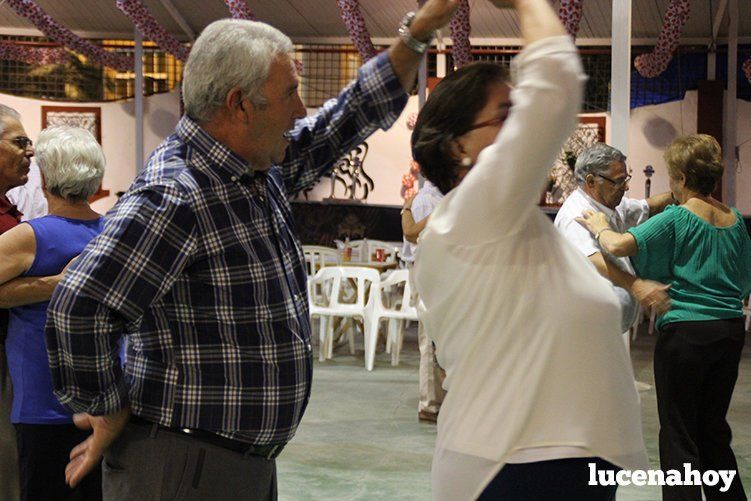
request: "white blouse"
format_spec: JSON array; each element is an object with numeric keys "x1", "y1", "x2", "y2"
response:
[{"x1": 413, "y1": 36, "x2": 649, "y2": 500}]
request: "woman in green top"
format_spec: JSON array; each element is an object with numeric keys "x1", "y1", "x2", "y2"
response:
[{"x1": 578, "y1": 134, "x2": 751, "y2": 501}]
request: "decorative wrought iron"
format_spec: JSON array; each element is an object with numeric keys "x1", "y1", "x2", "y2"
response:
[{"x1": 327, "y1": 142, "x2": 374, "y2": 201}]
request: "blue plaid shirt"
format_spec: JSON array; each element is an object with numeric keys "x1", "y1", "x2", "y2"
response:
[{"x1": 45, "y1": 52, "x2": 406, "y2": 445}]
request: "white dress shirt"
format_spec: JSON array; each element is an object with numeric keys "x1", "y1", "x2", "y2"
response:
[
  {"x1": 401, "y1": 180, "x2": 444, "y2": 263},
  {"x1": 6, "y1": 162, "x2": 48, "y2": 221},
  {"x1": 554, "y1": 188, "x2": 650, "y2": 331},
  {"x1": 413, "y1": 36, "x2": 648, "y2": 500}
]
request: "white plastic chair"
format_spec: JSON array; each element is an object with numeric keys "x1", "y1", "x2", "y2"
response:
[
  {"x1": 348, "y1": 239, "x2": 398, "y2": 264},
  {"x1": 302, "y1": 245, "x2": 340, "y2": 277},
  {"x1": 308, "y1": 266, "x2": 381, "y2": 365},
  {"x1": 364, "y1": 269, "x2": 418, "y2": 370}
]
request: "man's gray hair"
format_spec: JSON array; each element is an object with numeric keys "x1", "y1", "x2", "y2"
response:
[
  {"x1": 0, "y1": 104, "x2": 21, "y2": 136},
  {"x1": 182, "y1": 19, "x2": 294, "y2": 123},
  {"x1": 35, "y1": 126, "x2": 105, "y2": 202},
  {"x1": 574, "y1": 143, "x2": 627, "y2": 185}
]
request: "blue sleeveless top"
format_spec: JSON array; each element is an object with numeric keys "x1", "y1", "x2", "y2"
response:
[{"x1": 7, "y1": 215, "x2": 104, "y2": 424}]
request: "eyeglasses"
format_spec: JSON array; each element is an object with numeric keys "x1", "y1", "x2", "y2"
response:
[
  {"x1": 1, "y1": 136, "x2": 33, "y2": 150},
  {"x1": 596, "y1": 172, "x2": 631, "y2": 188},
  {"x1": 467, "y1": 116, "x2": 506, "y2": 131}
]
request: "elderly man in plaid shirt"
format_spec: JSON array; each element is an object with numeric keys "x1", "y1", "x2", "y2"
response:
[{"x1": 45, "y1": 2, "x2": 460, "y2": 499}]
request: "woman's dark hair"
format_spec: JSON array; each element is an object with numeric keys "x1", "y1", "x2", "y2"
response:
[
  {"x1": 664, "y1": 134, "x2": 723, "y2": 196},
  {"x1": 411, "y1": 62, "x2": 510, "y2": 195}
]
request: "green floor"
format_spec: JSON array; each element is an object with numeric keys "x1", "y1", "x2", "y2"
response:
[{"x1": 277, "y1": 326, "x2": 751, "y2": 501}]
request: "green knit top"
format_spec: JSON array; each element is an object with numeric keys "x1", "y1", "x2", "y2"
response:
[{"x1": 627, "y1": 205, "x2": 751, "y2": 330}]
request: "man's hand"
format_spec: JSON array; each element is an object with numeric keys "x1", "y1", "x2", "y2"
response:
[
  {"x1": 66, "y1": 407, "x2": 131, "y2": 487},
  {"x1": 410, "y1": 0, "x2": 461, "y2": 41},
  {"x1": 631, "y1": 278, "x2": 671, "y2": 315}
]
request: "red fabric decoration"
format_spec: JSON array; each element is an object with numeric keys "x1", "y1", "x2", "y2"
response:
[
  {"x1": 0, "y1": 41, "x2": 68, "y2": 65},
  {"x1": 558, "y1": 0, "x2": 584, "y2": 40},
  {"x1": 224, "y1": 0, "x2": 257, "y2": 20},
  {"x1": 5, "y1": 0, "x2": 133, "y2": 71},
  {"x1": 336, "y1": 0, "x2": 377, "y2": 62},
  {"x1": 634, "y1": 0, "x2": 690, "y2": 78},
  {"x1": 450, "y1": 0, "x2": 471, "y2": 68},
  {"x1": 116, "y1": 0, "x2": 190, "y2": 62}
]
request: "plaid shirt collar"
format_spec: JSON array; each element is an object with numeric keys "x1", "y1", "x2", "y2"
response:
[{"x1": 176, "y1": 115, "x2": 267, "y2": 185}]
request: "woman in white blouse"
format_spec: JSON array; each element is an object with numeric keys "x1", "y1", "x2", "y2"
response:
[{"x1": 410, "y1": 0, "x2": 649, "y2": 499}]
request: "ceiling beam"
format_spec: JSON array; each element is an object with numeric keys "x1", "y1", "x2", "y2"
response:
[
  {"x1": 711, "y1": 0, "x2": 728, "y2": 45},
  {"x1": 158, "y1": 0, "x2": 195, "y2": 42}
]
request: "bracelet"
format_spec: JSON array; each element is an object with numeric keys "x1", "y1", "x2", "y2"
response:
[{"x1": 594, "y1": 228, "x2": 613, "y2": 243}]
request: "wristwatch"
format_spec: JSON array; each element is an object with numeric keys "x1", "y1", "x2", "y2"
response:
[
  {"x1": 398, "y1": 11, "x2": 434, "y2": 55},
  {"x1": 400, "y1": 207, "x2": 412, "y2": 216}
]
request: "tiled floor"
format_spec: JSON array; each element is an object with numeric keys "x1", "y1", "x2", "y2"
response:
[{"x1": 277, "y1": 324, "x2": 750, "y2": 500}]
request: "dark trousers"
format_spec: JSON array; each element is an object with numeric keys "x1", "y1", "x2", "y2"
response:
[
  {"x1": 14, "y1": 423, "x2": 102, "y2": 501},
  {"x1": 102, "y1": 421, "x2": 277, "y2": 501},
  {"x1": 655, "y1": 318, "x2": 747, "y2": 501},
  {"x1": 478, "y1": 457, "x2": 619, "y2": 501}
]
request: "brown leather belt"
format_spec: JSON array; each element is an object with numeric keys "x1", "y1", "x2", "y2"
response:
[{"x1": 130, "y1": 415, "x2": 285, "y2": 460}]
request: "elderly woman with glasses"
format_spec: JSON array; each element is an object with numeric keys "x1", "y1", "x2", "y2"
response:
[
  {"x1": 578, "y1": 133, "x2": 751, "y2": 500},
  {"x1": 0, "y1": 125, "x2": 105, "y2": 501},
  {"x1": 410, "y1": 0, "x2": 648, "y2": 499}
]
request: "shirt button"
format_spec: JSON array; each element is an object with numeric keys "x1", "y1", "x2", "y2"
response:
[{"x1": 230, "y1": 175, "x2": 238, "y2": 182}]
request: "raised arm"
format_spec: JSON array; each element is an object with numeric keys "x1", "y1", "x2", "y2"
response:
[
  {"x1": 281, "y1": 0, "x2": 459, "y2": 195},
  {"x1": 434, "y1": 0, "x2": 585, "y2": 243}
]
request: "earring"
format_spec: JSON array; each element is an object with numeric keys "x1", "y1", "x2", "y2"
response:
[{"x1": 461, "y1": 157, "x2": 472, "y2": 167}]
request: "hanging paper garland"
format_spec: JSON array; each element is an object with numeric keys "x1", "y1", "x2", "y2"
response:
[
  {"x1": 116, "y1": 0, "x2": 190, "y2": 62},
  {"x1": 0, "y1": 41, "x2": 69, "y2": 65},
  {"x1": 5, "y1": 0, "x2": 133, "y2": 71},
  {"x1": 450, "y1": 0, "x2": 471, "y2": 68},
  {"x1": 336, "y1": 0, "x2": 377, "y2": 62},
  {"x1": 634, "y1": 0, "x2": 690, "y2": 78},
  {"x1": 558, "y1": 0, "x2": 584, "y2": 39},
  {"x1": 224, "y1": 0, "x2": 257, "y2": 21}
]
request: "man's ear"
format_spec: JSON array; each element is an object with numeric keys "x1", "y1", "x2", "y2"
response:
[
  {"x1": 585, "y1": 173, "x2": 596, "y2": 188},
  {"x1": 226, "y1": 87, "x2": 250, "y2": 123}
]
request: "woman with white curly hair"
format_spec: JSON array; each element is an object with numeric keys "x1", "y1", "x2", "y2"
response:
[{"x1": 0, "y1": 125, "x2": 105, "y2": 501}]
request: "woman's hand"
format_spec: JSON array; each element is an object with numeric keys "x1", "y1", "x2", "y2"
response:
[{"x1": 576, "y1": 210, "x2": 611, "y2": 237}]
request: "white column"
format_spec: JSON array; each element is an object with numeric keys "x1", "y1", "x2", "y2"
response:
[
  {"x1": 610, "y1": 0, "x2": 632, "y2": 155},
  {"x1": 135, "y1": 29, "x2": 145, "y2": 174},
  {"x1": 723, "y1": 0, "x2": 738, "y2": 205}
]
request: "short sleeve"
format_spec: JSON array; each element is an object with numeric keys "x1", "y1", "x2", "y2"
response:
[
  {"x1": 618, "y1": 197, "x2": 650, "y2": 228},
  {"x1": 626, "y1": 208, "x2": 676, "y2": 282}
]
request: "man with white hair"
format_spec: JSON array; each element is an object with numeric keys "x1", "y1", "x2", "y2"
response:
[
  {"x1": 554, "y1": 143, "x2": 675, "y2": 331},
  {"x1": 46, "y1": 2, "x2": 459, "y2": 498},
  {"x1": 0, "y1": 103, "x2": 34, "y2": 501}
]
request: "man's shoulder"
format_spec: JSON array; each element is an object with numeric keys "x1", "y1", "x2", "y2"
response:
[
  {"x1": 554, "y1": 191, "x2": 587, "y2": 225},
  {"x1": 134, "y1": 135, "x2": 199, "y2": 195}
]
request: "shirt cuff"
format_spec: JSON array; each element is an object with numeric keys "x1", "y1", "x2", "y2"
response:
[{"x1": 55, "y1": 375, "x2": 130, "y2": 416}]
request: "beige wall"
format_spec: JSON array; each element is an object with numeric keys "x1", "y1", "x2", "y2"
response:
[
  {"x1": 0, "y1": 90, "x2": 181, "y2": 213},
  {"x1": 3, "y1": 89, "x2": 749, "y2": 215},
  {"x1": 304, "y1": 92, "x2": 751, "y2": 215}
]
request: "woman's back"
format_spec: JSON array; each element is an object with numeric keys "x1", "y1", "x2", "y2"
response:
[
  {"x1": 682, "y1": 197, "x2": 736, "y2": 228},
  {"x1": 628, "y1": 204, "x2": 751, "y2": 330},
  {"x1": 7, "y1": 215, "x2": 103, "y2": 424}
]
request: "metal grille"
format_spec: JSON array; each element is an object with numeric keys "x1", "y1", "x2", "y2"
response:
[
  {"x1": 0, "y1": 36, "x2": 184, "y2": 102},
  {"x1": 580, "y1": 51, "x2": 612, "y2": 112},
  {"x1": 295, "y1": 45, "x2": 389, "y2": 107}
]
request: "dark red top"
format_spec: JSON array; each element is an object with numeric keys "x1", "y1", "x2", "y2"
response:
[{"x1": 0, "y1": 195, "x2": 22, "y2": 234}]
